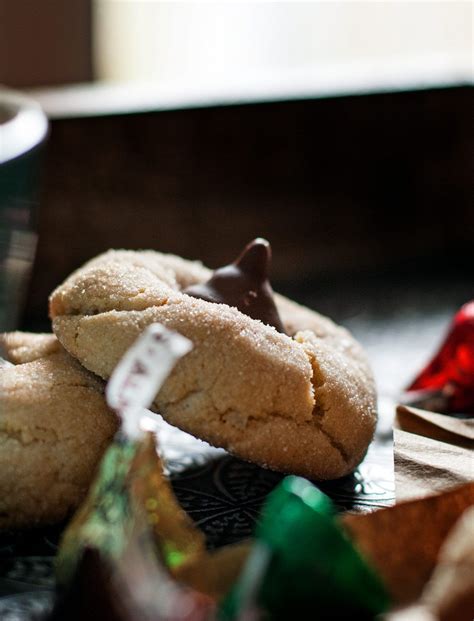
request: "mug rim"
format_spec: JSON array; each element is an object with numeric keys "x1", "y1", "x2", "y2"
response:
[{"x1": 0, "y1": 88, "x2": 49, "y2": 165}]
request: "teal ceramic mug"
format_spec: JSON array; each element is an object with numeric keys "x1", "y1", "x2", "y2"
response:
[{"x1": 0, "y1": 89, "x2": 48, "y2": 331}]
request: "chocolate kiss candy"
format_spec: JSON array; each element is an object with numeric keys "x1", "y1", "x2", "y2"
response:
[
  {"x1": 406, "y1": 301, "x2": 474, "y2": 414},
  {"x1": 183, "y1": 238, "x2": 285, "y2": 333}
]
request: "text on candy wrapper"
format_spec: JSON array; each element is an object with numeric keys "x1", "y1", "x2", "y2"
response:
[{"x1": 105, "y1": 323, "x2": 193, "y2": 427}]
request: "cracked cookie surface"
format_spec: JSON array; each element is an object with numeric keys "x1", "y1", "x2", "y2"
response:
[
  {"x1": 0, "y1": 332, "x2": 118, "y2": 529},
  {"x1": 50, "y1": 249, "x2": 377, "y2": 479}
]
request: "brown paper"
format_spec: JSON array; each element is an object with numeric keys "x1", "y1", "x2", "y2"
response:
[
  {"x1": 342, "y1": 483, "x2": 474, "y2": 606},
  {"x1": 421, "y1": 506, "x2": 474, "y2": 621},
  {"x1": 394, "y1": 406, "x2": 474, "y2": 502},
  {"x1": 396, "y1": 405, "x2": 474, "y2": 446},
  {"x1": 386, "y1": 506, "x2": 474, "y2": 620}
]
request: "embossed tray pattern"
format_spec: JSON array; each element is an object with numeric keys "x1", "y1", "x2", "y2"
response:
[{"x1": 0, "y1": 415, "x2": 394, "y2": 620}]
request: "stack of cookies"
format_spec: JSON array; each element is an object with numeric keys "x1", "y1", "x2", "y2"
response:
[{"x1": 0, "y1": 239, "x2": 378, "y2": 529}]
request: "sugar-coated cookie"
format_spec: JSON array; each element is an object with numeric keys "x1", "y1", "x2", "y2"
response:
[
  {"x1": 50, "y1": 247, "x2": 377, "y2": 479},
  {"x1": 0, "y1": 332, "x2": 118, "y2": 529}
]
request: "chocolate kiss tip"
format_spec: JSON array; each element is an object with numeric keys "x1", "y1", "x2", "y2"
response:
[{"x1": 235, "y1": 238, "x2": 271, "y2": 276}]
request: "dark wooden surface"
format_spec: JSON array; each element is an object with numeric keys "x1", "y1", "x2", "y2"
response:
[{"x1": 25, "y1": 86, "x2": 472, "y2": 324}]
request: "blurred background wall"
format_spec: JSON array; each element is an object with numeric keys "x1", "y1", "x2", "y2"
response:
[
  {"x1": 95, "y1": 2, "x2": 471, "y2": 84},
  {"x1": 0, "y1": 1, "x2": 471, "y2": 326},
  {"x1": 1, "y1": 2, "x2": 470, "y2": 90}
]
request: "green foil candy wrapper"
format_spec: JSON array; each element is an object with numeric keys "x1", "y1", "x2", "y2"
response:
[
  {"x1": 54, "y1": 432, "x2": 213, "y2": 620},
  {"x1": 56, "y1": 431, "x2": 207, "y2": 586},
  {"x1": 56, "y1": 434, "x2": 139, "y2": 587},
  {"x1": 220, "y1": 476, "x2": 390, "y2": 620}
]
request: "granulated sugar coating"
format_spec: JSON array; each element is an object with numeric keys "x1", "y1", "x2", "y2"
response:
[{"x1": 49, "y1": 249, "x2": 377, "y2": 480}]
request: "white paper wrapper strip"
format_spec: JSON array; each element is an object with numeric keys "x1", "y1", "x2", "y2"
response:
[{"x1": 106, "y1": 323, "x2": 193, "y2": 439}]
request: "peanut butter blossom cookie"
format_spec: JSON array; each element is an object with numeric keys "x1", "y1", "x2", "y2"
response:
[
  {"x1": 0, "y1": 332, "x2": 118, "y2": 528},
  {"x1": 50, "y1": 239, "x2": 377, "y2": 480}
]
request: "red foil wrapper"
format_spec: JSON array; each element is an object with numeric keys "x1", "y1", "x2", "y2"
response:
[{"x1": 406, "y1": 301, "x2": 474, "y2": 414}]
